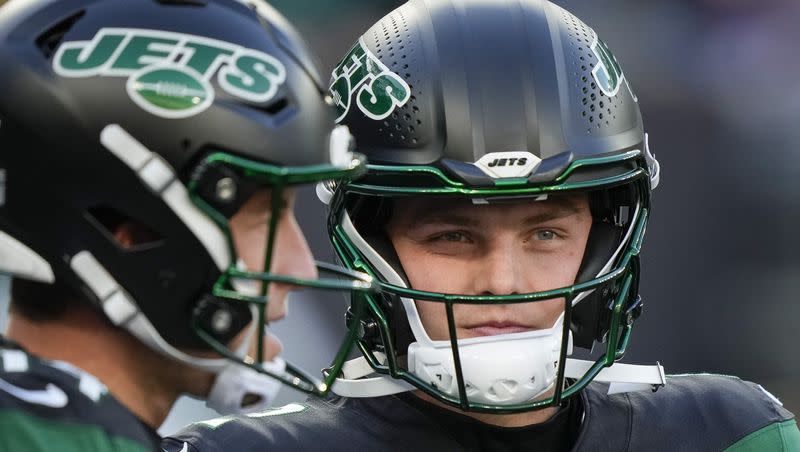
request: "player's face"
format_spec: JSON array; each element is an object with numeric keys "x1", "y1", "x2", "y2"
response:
[
  {"x1": 228, "y1": 188, "x2": 317, "y2": 360},
  {"x1": 387, "y1": 194, "x2": 592, "y2": 340}
]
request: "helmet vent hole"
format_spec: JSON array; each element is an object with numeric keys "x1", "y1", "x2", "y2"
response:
[
  {"x1": 561, "y1": 8, "x2": 624, "y2": 133},
  {"x1": 369, "y1": 10, "x2": 421, "y2": 147},
  {"x1": 36, "y1": 10, "x2": 86, "y2": 59}
]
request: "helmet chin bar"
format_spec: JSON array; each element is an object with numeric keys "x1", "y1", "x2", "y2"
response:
[{"x1": 329, "y1": 185, "x2": 665, "y2": 413}]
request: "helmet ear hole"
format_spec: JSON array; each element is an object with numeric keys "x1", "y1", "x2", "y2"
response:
[{"x1": 86, "y1": 206, "x2": 163, "y2": 250}]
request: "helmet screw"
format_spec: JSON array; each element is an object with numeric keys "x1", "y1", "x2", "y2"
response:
[
  {"x1": 215, "y1": 177, "x2": 237, "y2": 202},
  {"x1": 211, "y1": 308, "x2": 233, "y2": 334},
  {"x1": 358, "y1": 320, "x2": 378, "y2": 339}
]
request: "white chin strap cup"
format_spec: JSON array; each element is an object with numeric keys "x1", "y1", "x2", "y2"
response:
[
  {"x1": 206, "y1": 357, "x2": 287, "y2": 415},
  {"x1": 404, "y1": 328, "x2": 565, "y2": 405},
  {"x1": 331, "y1": 355, "x2": 665, "y2": 400}
]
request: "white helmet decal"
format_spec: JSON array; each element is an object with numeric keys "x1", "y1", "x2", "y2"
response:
[{"x1": 474, "y1": 152, "x2": 542, "y2": 179}]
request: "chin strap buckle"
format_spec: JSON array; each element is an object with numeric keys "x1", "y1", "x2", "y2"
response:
[{"x1": 624, "y1": 295, "x2": 644, "y2": 326}]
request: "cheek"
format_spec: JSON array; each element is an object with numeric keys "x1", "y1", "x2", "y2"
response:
[
  {"x1": 523, "y1": 225, "x2": 591, "y2": 322},
  {"x1": 394, "y1": 241, "x2": 469, "y2": 293},
  {"x1": 526, "y1": 227, "x2": 592, "y2": 290},
  {"x1": 226, "y1": 324, "x2": 249, "y2": 352},
  {"x1": 537, "y1": 298, "x2": 568, "y2": 326},
  {"x1": 552, "y1": 247, "x2": 587, "y2": 286},
  {"x1": 233, "y1": 223, "x2": 268, "y2": 271},
  {"x1": 413, "y1": 300, "x2": 450, "y2": 340},
  {"x1": 393, "y1": 240, "x2": 461, "y2": 340}
]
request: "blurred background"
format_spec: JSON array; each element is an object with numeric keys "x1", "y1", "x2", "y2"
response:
[{"x1": 0, "y1": 0, "x2": 798, "y2": 434}]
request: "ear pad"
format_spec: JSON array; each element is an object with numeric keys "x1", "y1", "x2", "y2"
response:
[
  {"x1": 347, "y1": 196, "x2": 419, "y2": 355},
  {"x1": 362, "y1": 233, "x2": 418, "y2": 356},
  {"x1": 570, "y1": 222, "x2": 623, "y2": 349}
]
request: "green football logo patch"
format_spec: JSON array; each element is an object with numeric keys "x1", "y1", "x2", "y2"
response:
[{"x1": 128, "y1": 66, "x2": 213, "y2": 119}]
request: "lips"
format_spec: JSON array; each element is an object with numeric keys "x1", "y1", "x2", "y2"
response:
[{"x1": 464, "y1": 322, "x2": 534, "y2": 337}]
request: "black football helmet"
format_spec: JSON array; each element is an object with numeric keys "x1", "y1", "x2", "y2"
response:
[
  {"x1": 325, "y1": 0, "x2": 662, "y2": 413},
  {"x1": 0, "y1": 0, "x2": 374, "y2": 399}
]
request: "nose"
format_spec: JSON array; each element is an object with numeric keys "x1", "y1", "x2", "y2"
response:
[
  {"x1": 270, "y1": 211, "x2": 318, "y2": 284},
  {"x1": 471, "y1": 237, "x2": 526, "y2": 296}
]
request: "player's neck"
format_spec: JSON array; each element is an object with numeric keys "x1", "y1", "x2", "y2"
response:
[
  {"x1": 6, "y1": 307, "x2": 179, "y2": 429},
  {"x1": 412, "y1": 390, "x2": 559, "y2": 427}
]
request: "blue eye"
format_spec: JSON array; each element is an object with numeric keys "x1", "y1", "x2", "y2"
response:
[
  {"x1": 441, "y1": 232, "x2": 466, "y2": 242},
  {"x1": 535, "y1": 230, "x2": 556, "y2": 240}
]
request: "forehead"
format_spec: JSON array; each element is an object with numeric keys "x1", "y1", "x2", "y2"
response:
[{"x1": 390, "y1": 193, "x2": 589, "y2": 225}]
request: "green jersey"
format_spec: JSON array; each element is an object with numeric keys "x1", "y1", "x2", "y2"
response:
[
  {"x1": 165, "y1": 374, "x2": 798, "y2": 451},
  {"x1": 0, "y1": 337, "x2": 160, "y2": 452}
]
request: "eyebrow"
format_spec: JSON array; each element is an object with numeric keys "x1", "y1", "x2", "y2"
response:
[
  {"x1": 410, "y1": 198, "x2": 586, "y2": 228},
  {"x1": 520, "y1": 205, "x2": 585, "y2": 226},
  {"x1": 413, "y1": 213, "x2": 481, "y2": 227}
]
